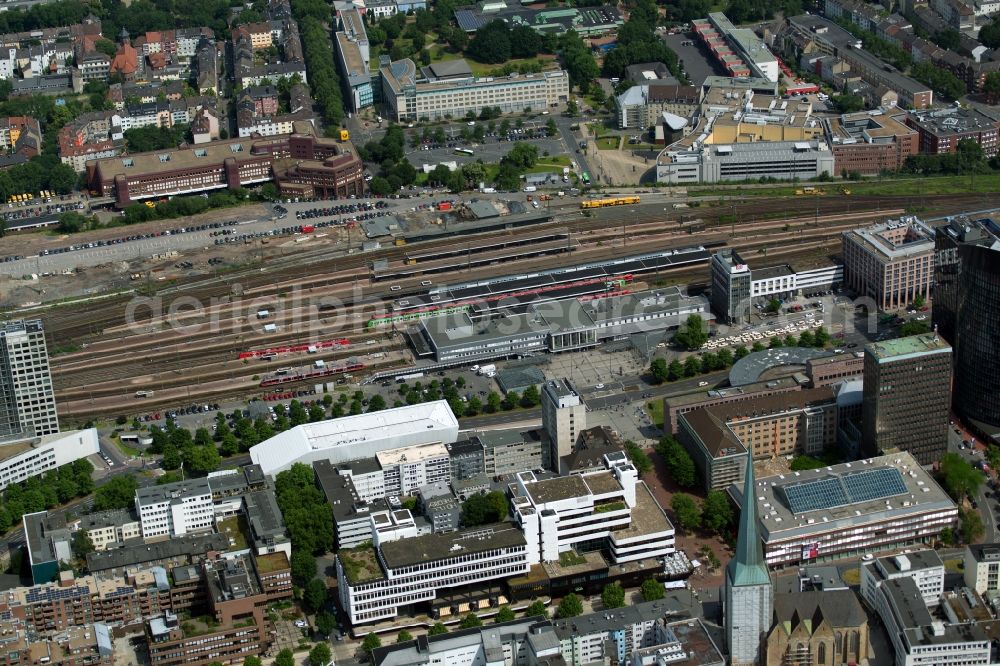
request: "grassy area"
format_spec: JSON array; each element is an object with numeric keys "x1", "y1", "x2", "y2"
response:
[
  {"x1": 840, "y1": 567, "x2": 861, "y2": 585},
  {"x1": 687, "y1": 172, "x2": 1000, "y2": 198},
  {"x1": 944, "y1": 558, "x2": 964, "y2": 574},
  {"x1": 646, "y1": 400, "x2": 664, "y2": 430},
  {"x1": 217, "y1": 515, "x2": 249, "y2": 552},
  {"x1": 432, "y1": 53, "x2": 556, "y2": 78},
  {"x1": 536, "y1": 155, "x2": 572, "y2": 167},
  {"x1": 596, "y1": 136, "x2": 620, "y2": 150},
  {"x1": 558, "y1": 550, "x2": 587, "y2": 567},
  {"x1": 111, "y1": 436, "x2": 140, "y2": 458}
]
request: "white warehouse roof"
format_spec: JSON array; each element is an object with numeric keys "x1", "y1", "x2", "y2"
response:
[{"x1": 249, "y1": 400, "x2": 460, "y2": 475}]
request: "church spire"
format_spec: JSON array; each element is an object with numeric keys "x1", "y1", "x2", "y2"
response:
[{"x1": 727, "y1": 455, "x2": 770, "y2": 587}]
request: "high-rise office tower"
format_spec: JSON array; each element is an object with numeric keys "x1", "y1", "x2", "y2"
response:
[
  {"x1": 725, "y1": 456, "x2": 773, "y2": 666},
  {"x1": 710, "y1": 248, "x2": 752, "y2": 325},
  {"x1": 0, "y1": 320, "x2": 59, "y2": 440},
  {"x1": 540, "y1": 379, "x2": 585, "y2": 472},
  {"x1": 934, "y1": 217, "x2": 1000, "y2": 433},
  {"x1": 861, "y1": 333, "x2": 951, "y2": 465}
]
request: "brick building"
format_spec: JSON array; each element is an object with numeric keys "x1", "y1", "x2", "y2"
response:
[
  {"x1": 824, "y1": 111, "x2": 918, "y2": 176},
  {"x1": 906, "y1": 107, "x2": 1000, "y2": 158},
  {"x1": 842, "y1": 217, "x2": 935, "y2": 311}
]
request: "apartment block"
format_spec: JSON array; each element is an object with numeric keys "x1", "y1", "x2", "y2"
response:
[
  {"x1": 0, "y1": 621, "x2": 114, "y2": 666},
  {"x1": 512, "y1": 452, "x2": 675, "y2": 565},
  {"x1": 0, "y1": 320, "x2": 60, "y2": 439},
  {"x1": 842, "y1": 217, "x2": 935, "y2": 311},
  {"x1": 861, "y1": 334, "x2": 952, "y2": 466},
  {"x1": 76, "y1": 509, "x2": 141, "y2": 551},
  {"x1": 135, "y1": 479, "x2": 214, "y2": 540}
]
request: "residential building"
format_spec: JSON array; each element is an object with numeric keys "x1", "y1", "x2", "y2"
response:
[
  {"x1": 513, "y1": 451, "x2": 674, "y2": 565},
  {"x1": 964, "y1": 543, "x2": 1000, "y2": 595},
  {"x1": 76, "y1": 508, "x2": 142, "y2": 551},
  {"x1": 375, "y1": 442, "x2": 450, "y2": 497},
  {"x1": 57, "y1": 112, "x2": 123, "y2": 172},
  {"x1": 0, "y1": 430, "x2": 97, "y2": 493},
  {"x1": 656, "y1": 139, "x2": 835, "y2": 184},
  {"x1": 933, "y1": 216, "x2": 1000, "y2": 436},
  {"x1": 906, "y1": 107, "x2": 999, "y2": 158},
  {"x1": 842, "y1": 217, "x2": 935, "y2": 311},
  {"x1": 724, "y1": 456, "x2": 773, "y2": 666},
  {"x1": 764, "y1": 590, "x2": 869, "y2": 666},
  {"x1": 541, "y1": 379, "x2": 585, "y2": 470},
  {"x1": 85, "y1": 533, "x2": 229, "y2": 573},
  {"x1": 175, "y1": 27, "x2": 214, "y2": 58},
  {"x1": 0, "y1": 116, "x2": 41, "y2": 158},
  {"x1": 861, "y1": 549, "x2": 944, "y2": 608},
  {"x1": 367, "y1": 0, "x2": 398, "y2": 19},
  {"x1": 874, "y1": 577, "x2": 989, "y2": 666},
  {"x1": 379, "y1": 57, "x2": 569, "y2": 121},
  {"x1": 0, "y1": 621, "x2": 114, "y2": 666},
  {"x1": 135, "y1": 479, "x2": 214, "y2": 540},
  {"x1": 86, "y1": 128, "x2": 365, "y2": 207},
  {"x1": 336, "y1": 523, "x2": 530, "y2": 625},
  {"x1": 730, "y1": 452, "x2": 957, "y2": 568},
  {"x1": 251, "y1": 401, "x2": 459, "y2": 475},
  {"x1": 0, "y1": 320, "x2": 59, "y2": 439},
  {"x1": 824, "y1": 110, "x2": 919, "y2": 175},
  {"x1": 678, "y1": 388, "x2": 838, "y2": 492},
  {"x1": 861, "y1": 333, "x2": 952, "y2": 465}
]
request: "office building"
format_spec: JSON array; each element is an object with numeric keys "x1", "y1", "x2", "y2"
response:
[
  {"x1": 710, "y1": 249, "x2": 752, "y2": 325},
  {"x1": 678, "y1": 388, "x2": 838, "y2": 492},
  {"x1": 764, "y1": 590, "x2": 870, "y2": 666},
  {"x1": 446, "y1": 439, "x2": 485, "y2": 481},
  {"x1": 334, "y1": 7, "x2": 372, "y2": 111},
  {"x1": 250, "y1": 401, "x2": 459, "y2": 475},
  {"x1": 23, "y1": 512, "x2": 71, "y2": 585},
  {"x1": 0, "y1": 320, "x2": 59, "y2": 440},
  {"x1": 313, "y1": 459, "x2": 390, "y2": 549},
  {"x1": 336, "y1": 523, "x2": 530, "y2": 625},
  {"x1": 76, "y1": 509, "x2": 142, "y2": 551},
  {"x1": 375, "y1": 442, "x2": 450, "y2": 497},
  {"x1": 874, "y1": 577, "x2": 990, "y2": 666},
  {"x1": 541, "y1": 380, "x2": 585, "y2": 470},
  {"x1": 656, "y1": 139, "x2": 835, "y2": 184},
  {"x1": 730, "y1": 452, "x2": 957, "y2": 568},
  {"x1": 379, "y1": 57, "x2": 569, "y2": 121},
  {"x1": 934, "y1": 216, "x2": 1000, "y2": 436},
  {"x1": 471, "y1": 430, "x2": 543, "y2": 477},
  {"x1": 663, "y1": 376, "x2": 804, "y2": 435},
  {"x1": 824, "y1": 110, "x2": 919, "y2": 176},
  {"x1": 86, "y1": 129, "x2": 364, "y2": 207},
  {"x1": 372, "y1": 617, "x2": 563, "y2": 666},
  {"x1": 243, "y1": 489, "x2": 291, "y2": 558},
  {"x1": 964, "y1": 544, "x2": 1000, "y2": 595},
  {"x1": 135, "y1": 479, "x2": 214, "y2": 541},
  {"x1": 724, "y1": 457, "x2": 773, "y2": 666},
  {"x1": 861, "y1": 550, "x2": 945, "y2": 608},
  {"x1": 615, "y1": 83, "x2": 700, "y2": 130},
  {"x1": 842, "y1": 217, "x2": 935, "y2": 311},
  {"x1": 0, "y1": 429, "x2": 98, "y2": 492},
  {"x1": 906, "y1": 107, "x2": 999, "y2": 158},
  {"x1": 861, "y1": 334, "x2": 952, "y2": 465},
  {"x1": 512, "y1": 452, "x2": 675, "y2": 565}
]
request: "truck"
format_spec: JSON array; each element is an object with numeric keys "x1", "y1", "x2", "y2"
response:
[
  {"x1": 256, "y1": 309, "x2": 270, "y2": 319},
  {"x1": 314, "y1": 359, "x2": 326, "y2": 369},
  {"x1": 523, "y1": 186, "x2": 537, "y2": 193},
  {"x1": 477, "y1": 364, "x2": 496, "y2": 375},
  {"x1": 263, "y1": 323, "x2": 278, "y2": 333}
]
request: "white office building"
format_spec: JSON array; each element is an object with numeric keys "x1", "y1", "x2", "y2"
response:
[
  {"x1": 375, "y1": 442, "x2": 450, "y2": 497},
  {"x1": 861, "y1": 549, "x2": 945, "y2": 608},
  {"x1": 541, "y1": 379, "x2": 586, "y2": 470},
  {"x1": 336, "y1": 523, "x2": 530, "y2": 625},
  {"x1": 964, "y1": 544, "x2": 1000, "y2": 595},
  {"x1": 0, "y1": 429, "x2": 98, "y2": 492},
  {"x1": 512, "y1": 452, "x2": 675, "y2": 565},
  {"x1": 249, "y1": 401, "x2": 460, "y2": 475},
  {"x1": 135, "y1": 479, "x2": 214, "y2": 540},
  {"x1": 0, "y1": 320, "x2": 59, "y2": 440},
  {"x1": 875, "y1": 577, "x2": 990, "y2": 666}
]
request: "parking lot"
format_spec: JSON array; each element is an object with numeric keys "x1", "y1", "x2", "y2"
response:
[
  {"x1": 405, "y1": 122, "x2": 568, "y2": 171},
  {"x1": 660, "y1": 32, "x2": 727, "y2": 86}
]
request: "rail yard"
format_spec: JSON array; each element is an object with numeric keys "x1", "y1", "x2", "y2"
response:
[{"x1": 8, "y1": 190, "x2": 986, "y2": 420}]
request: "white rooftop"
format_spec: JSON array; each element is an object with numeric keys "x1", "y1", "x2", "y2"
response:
[
  {"x1": 375, "y1": 441, "x2": 449, "y2": 466},
  {"x1": 249, "y1": 401, "x2": 460, "y2": 475}
]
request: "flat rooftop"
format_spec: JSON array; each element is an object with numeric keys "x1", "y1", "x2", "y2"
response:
[
  {"x1": 375, "y1": 442, "x2": 449, "y2": 466},
  {"x1": 729, "y1": 452, "x2": 956, "y2": 544},
  {"x1": 908, "y1": 107, "x2": 999, "y2": 137},
  {"x1": 666, "y1": 375, "x2": 802, "y2": 409},
  {"x1": 729, "y1": 348, "x2": 835, "y2": 386},
  {"x1": 873, "y1": 549, "x2": 943, "y2": 576},
  {"x1": 866, "y1": 333, "x2": 951, "y2": 362},
  {"x1": 844, "y1": 216, "x2": 935, "y2": 260},
  {"x1": 378, "y1": 523, "x2": 526, "y2": 570},
  {"x1": 523, "y1": 474, "x2": 591, "y2": 504},
  {"x1": 136, "y1": 478, "x2": 212, "y2": 506},
  {"x1": 613, "y1": 482, "x2": 674, "y2": 540}
]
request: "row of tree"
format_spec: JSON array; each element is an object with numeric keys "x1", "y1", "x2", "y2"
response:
[
  {"x1": 0, "y1": 459, "x2": 94, "y2": 534},
  {"x1": 600, "y1": 578, "x2": 665, "y2": 609},
  {"x1": 274, "y1": 463, "x2": 335, "y2": 587},
  {"x1": 670, "y1": 490, "x2": 733, "y2": 535},
  {"x1": 299, "y1": 18, "x2": 346, "y2": 128}
]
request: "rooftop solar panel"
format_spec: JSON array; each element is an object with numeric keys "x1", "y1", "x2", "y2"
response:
[
  {"x1": 782, "y1": 477, "x2": 849, "y2": 514},
  {"x1": 780, "y1": 467, "x2": 909, "y2": 515},
  {"x1": 843, "y1": 467, "x2": 907, "y2": 502}
]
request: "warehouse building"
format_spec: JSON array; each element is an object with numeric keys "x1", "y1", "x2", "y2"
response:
[
  {"x1": 728, "y1": 452, "x2": 957, "y2": 568},
  {"x1": 250, "y1": 401, "x2": 460, "y2": 475}
]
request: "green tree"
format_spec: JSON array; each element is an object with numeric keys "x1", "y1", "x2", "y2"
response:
[
  {"x1": 670, "y1": 494, "x2": 701, "y2": 532},
  {"x1": 275, "y1": 649, "x2": 295, "y2": 666},
  {"x1": 521, "y1": 384, "x2": 541, "y2": 408},
  {"x1": 650, "y1": 358, "x2": 668, "y2": 383},
  {"x1": 656, "y1": 435, "x2": 697, "y2": 488},
  {"x1": 797, "y1": 330, "x2": 814, "y2": 347},
  {"x1": 72, "y1": 530, "x2": 94, "y2": 558},
  {"x1": 468, "y1": 20, "x2": 511, "y2": 63},
  {"x1": 303, "y1": 578, "x2": 327, "y2": 612},
  {"x1": 428, "y1": 622, "x2": 449, "y2": 635},
  {"x1": 624, "y1": 441, "x2": 652, "y2": 474},
  {"x1": 667, "y1": 359, "x2": 684, "y2": 381},
  {"x1": 984, "y1": 71, "x2": 1000, "y2": 104},
  {"x1": 93, "y1": 476, "x2": 138, "y2": 511},
  {"x1": 601, "y1": 582, "x2": 626, "y2": 609},
  {"x1": 244, "y1": 657, "x2": 263, "y2": 666},
  {"x1": 486, "y1": 391, "x2": 502, "y2": 413},
  {"x1": 290, "y1": 551, "x2": 317, "y2": 587},
  {"x1": 831, "y1": 93, "x2": 864, "y2": 113},
  {"x1": 525, "y1": 600, "x2": 548, "y2": 618},
  {"x1": 397, "y1": 630, "x2": 413, "y2": 643},
  {"x1": 495, "y1": 605, "x2": 515, "y2": 623},
  {"x1": 673, "y1": 315, "x2": 709, "y2": 350},
  {"x1": 900, "y1": 320, "x2": 931, "y2": 336},
  {"x1": 734, "y1": 345, "x2": 749, "y2": 360},
  {"x1": 683, "y1": 355, "x2": 701, "y2": 377},
  {"x1": 310, "y1": 642, "x2": 332, "y2": 666},
  {"x1": 315, "y1": 611, "x2": 336, "y2": 637},
  {"x1": 556, "y1": 593, "x2": 583, "y2": 618},
  {"x1": 460, "y1": 613, "x2": 483, "y2": 629},
  {"x1": 640, "y1": 578, "x2": 664, "y2": 602},
  {"x1": 960, "y1": 507, "x2": 984, "y2": 544},
  {"x1": 765, "y1": 298, "x2": 781, "y2": 313},
  {"x1": 939, "y1": 453, "x2": 984, "y2": 502},
  {"x1": 813, "y1": 327, "x2": 830, "y2": 347},
  {"x1": 701, "y1": 490, "x2": 733, "y2": 535},
  {"x1": 368, "y1": 394, "x2": 387, "y2": 411},
  {"x1": 461, "y1": 491, "x2": 509, "y2": 526},
  {"x1": 362, "y1": 633, "x2": 382, "y2": 657}
]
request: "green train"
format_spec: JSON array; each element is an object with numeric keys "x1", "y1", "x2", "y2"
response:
[{"x1": 366, "y1": 305, "x2": 470, "y2": 329}]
